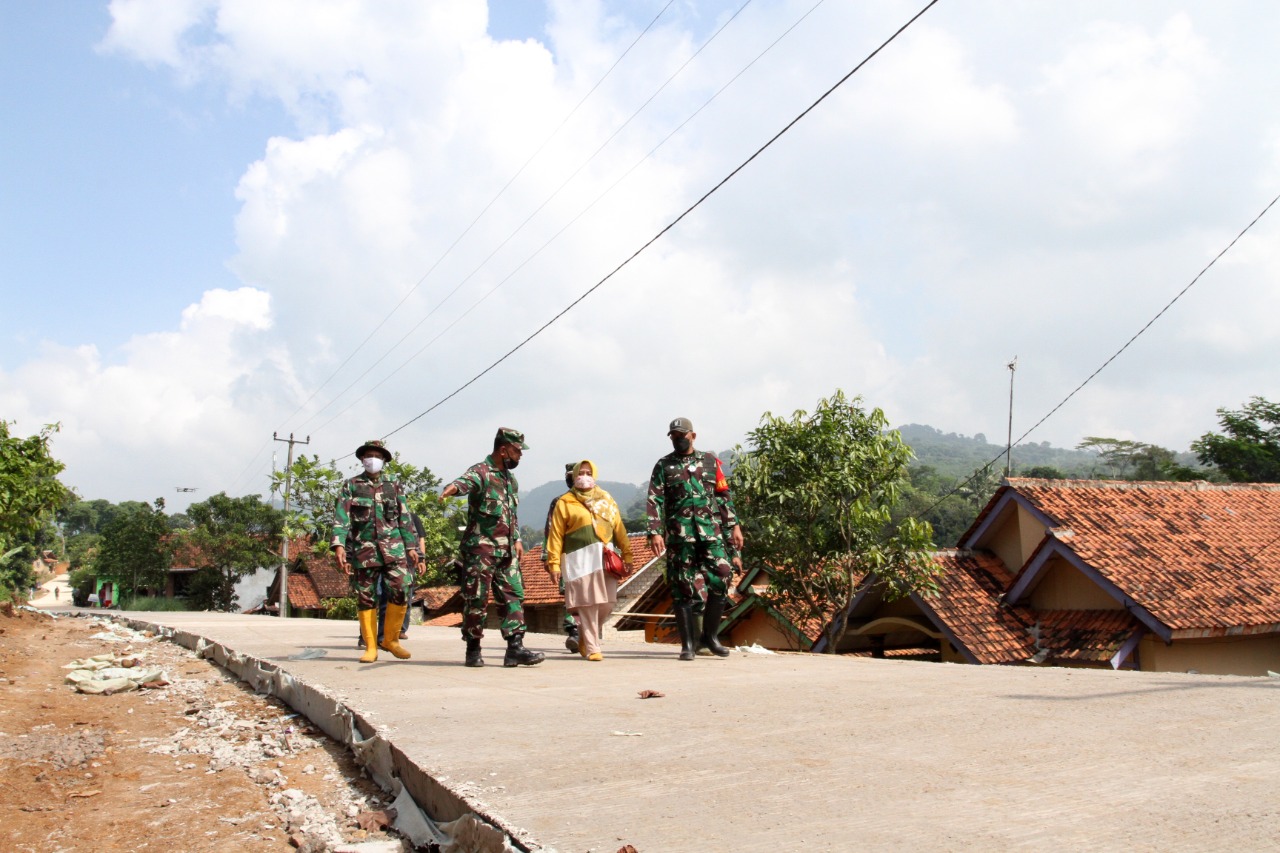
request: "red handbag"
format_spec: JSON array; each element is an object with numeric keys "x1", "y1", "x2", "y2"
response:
[{"x1": 603, "y1": 544, "x2": 627, "y2": 579}]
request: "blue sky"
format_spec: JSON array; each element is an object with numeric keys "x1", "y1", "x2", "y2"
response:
[{"x1": 2, "y1": 1, "x2": 1279, "y2": 508}]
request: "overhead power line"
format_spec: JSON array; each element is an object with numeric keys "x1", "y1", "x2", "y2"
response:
[
  {"x1": 919, "y1": 190, "x2": 1280, "y2": 519},
  {"x1": 295, "y1": 0, "x2": 762, "y2": 433},
  {"x1": 276, "y1": 1, "x2": 679, "y2": 433},
  {"x1": 382, "y1": 0, "x2": 942, "y2": 440},
  {"x1": 313, "y1": 0, "x2": 830, "y2": 434}
]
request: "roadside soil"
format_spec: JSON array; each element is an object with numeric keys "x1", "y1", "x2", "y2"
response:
[{"x1": 0, "y1": 603, "x2": 408, "y2": 853}]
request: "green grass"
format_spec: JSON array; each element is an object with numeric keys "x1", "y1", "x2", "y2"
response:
[{"x1": 120, "y1": 595, "x2": 189, "y2": 612}]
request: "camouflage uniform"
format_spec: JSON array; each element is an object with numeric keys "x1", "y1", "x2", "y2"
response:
[
  {"x1": 543, "y1": 486, "x2": 577, "y2": 636},
  {"x1": 449, "y1": 455, "x2": 526, "y2": 640},
  {"x1": 646, "y1": 449, "x2": 738, "y2": 606},
  {"x1": 332, "y1": 471, "x2": 418, "y2": 610}
]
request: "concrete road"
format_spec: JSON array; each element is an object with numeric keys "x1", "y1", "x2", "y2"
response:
[{"x1": 68, "y1": 610, "x2": 1280, "y2": 852}]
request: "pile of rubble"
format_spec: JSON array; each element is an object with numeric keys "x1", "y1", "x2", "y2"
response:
[{"x1": 69, "y1": 617, "x2": 406, "y2": 852}]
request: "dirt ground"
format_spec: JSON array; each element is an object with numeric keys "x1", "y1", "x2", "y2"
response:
[{"x1": 0, "y1": 604, "x2": 409, "y2": 853}]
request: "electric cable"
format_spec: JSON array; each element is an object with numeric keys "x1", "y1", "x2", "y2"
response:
[
  {"x1": 295, "y1": 0, "x2": 760, "y2": 431},
  {"x1": 918, "y1": 190, "x2": 1280, "y2": 522},
  {"x1": 312, "y1": 0, "x2": 829, "y2": 433},
  {"x1": 381, "y1": 0, "x2": 942, "y2": 440},
  {"x1": 275, "y1": 1, "x2": 678, "y2": 432}
]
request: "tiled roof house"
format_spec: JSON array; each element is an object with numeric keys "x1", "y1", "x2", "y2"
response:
[
  {"x1": 266, "y1": 538, "x2": 352, "y2": 617},
  {"x1": 843, "y1": 479, "x2": 1280, "y2": 675}
]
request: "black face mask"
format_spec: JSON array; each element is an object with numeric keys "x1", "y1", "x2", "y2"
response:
[
  {"x1": 503, "y1": 456, "x2": 520, "y2": 471},
  {"x1": 672, "y1": 436, "x2": 692, "y2": 454}
]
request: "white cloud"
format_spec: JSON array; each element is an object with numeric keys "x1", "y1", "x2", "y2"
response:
[
  {"x1": 0, "y1": 288, "x2": 287, "y2": 502},
  {"x1": 1039, "y1": 13, "x2": 1213, "y2": 193},
  {"x1": 17, "y1": 1, "x2": 1280, "y2": 506}
]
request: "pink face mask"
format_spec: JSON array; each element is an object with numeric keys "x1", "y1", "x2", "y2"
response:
[{"x1": 574, "y1": 474, "x2": 595, "y2": 490}]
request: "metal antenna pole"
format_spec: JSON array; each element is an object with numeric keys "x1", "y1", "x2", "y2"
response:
[
  {"x1": 273, "y1": 432, "x2": 310, "y2": 618},
  {"x1": 1005, "y1": 357, "x2": 1018, "y2": 478}
]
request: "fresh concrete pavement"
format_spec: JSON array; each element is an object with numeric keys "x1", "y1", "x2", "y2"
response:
[{"x1": 52, "y1": 607, "x2": 1280, "y2": 851}]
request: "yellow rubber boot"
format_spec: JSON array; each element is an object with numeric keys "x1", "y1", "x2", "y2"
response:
[
  {"x1": 380, "y1": 604, "x2": 412, "y2": 659},
  {"x1": 358, "y1": 610, "x2": 379, "y2": 663}
]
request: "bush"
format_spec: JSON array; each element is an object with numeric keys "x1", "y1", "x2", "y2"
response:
[
  {"x1": 119, "y1": 595, "x2": 188, "y2": 612},
  {"x1": 322, "y1": 596, "x2": 358, "y2": 620}
]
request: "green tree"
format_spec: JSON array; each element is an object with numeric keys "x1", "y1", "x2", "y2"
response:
[
  {"x1": 1078, "y1": 437, "x2": 1202, "y2": 481},
  {"x1": 733, "y1": 391, "x2": 939, "y2": 653},
  {"x1": 93, "y1": 498, "x2": 172, "y2": 601},
  {"x1": 1192, "y1": 397, "x2": 1280, "y2": 483},
  {"x1": 894, "y1": 463, "x2": 998, "y2": 548},
  {"x1": 386, "y1": 457, "x2": 463, "y2": 587},
  {"x1": 0, "y1": 421, "x2": 71, "y2": 575},
  {"x1": 270, "y1": 454, "x2": 346, "y2": 545},
  {"x1": 186, "y1": 493, "x2": 283, "y2": 611}
]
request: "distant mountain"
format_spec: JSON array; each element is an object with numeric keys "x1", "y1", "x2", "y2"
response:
[
  {"x1": 894, "y1": 423, "x2": 1101, "y2": 478},
  {"x1": 522, "y1": 479, "x2": 644, "y2": 520}
]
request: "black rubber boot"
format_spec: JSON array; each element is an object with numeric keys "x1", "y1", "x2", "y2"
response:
[
  {"x1": 699, "y1": 595, "x2": 731, "y2": 657},
  {"x1": 564, "y1": 625, "x2": 580, "y2": 654},
  {"x1": 464, "y1": 637, "x2": 484, "y2": 667},
  {"x1": 675, "y1": 603, "x2": 696, "y2": 661},
  {"x1": 503, "y1": 634, "x2": 545, "y2": 667}
]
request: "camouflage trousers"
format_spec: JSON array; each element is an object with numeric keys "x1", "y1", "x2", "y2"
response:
[
  {"x1": 354, "y1": 562, "x2": 409, "y2": 611},
  {"x1": 558, "y1": 572, "x2": 577, "y2": 633},
  {"x1": 664, "y1": 538, "x2": 731, "y2": 607},
  {"x1": 461, "y1": 552, "x2": 526, "y2": 641}
]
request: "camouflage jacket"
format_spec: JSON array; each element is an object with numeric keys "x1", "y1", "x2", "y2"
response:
[
  {"x1": 331, "y1": 472, "x2": 419, "y2": 569},
  {"x1": 646, "y1": 450, "x2": 738, "y2": 544},
  {"x1": 541, "y1": 493, "x2": 568, "y2": 564},
  {"x1": 448, "y1": 455, "x2": 520, "y2": 557}
]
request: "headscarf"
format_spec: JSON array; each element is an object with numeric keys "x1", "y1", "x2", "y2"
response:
[{"x1": 570, "y1": 459, "x2": 619, "y2": 542}]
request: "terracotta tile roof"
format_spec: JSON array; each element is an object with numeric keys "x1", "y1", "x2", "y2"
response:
[
  {"x1": 290, "y1": 540, "x2": 351, "y2": 601},
  {"x1": 424, "y1": 611, "x2": 463, "y2": 627},
  {"x1": 917, "y1": 549, "x2": 1037, "y2": 664},
  {"x1": 520, "y1": 533, "x2": 658, "y2": 606},
  {"x1": 1032, "y1": 609, "x2": 1137, "y2": 663},
  {"x1": 287, "y1": 572, "x2": 321, "y2": 611},
  {"x1": 1004, "y1": 479, "x2": 1280, "y2": 635},
  {"x1": 418, "y1": 585, "x2": 461, "y2": 610}
]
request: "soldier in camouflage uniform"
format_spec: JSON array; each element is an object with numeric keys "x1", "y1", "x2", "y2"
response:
[
  {"x1": 332, "y1": 439, "x2": 421, "y2": 664},
  {"x1": 646, "y1": 417, "x2": 744, "y2": 661},
  {"x1": 441, "y1": 428, "x2": 544, "y2": 668},
  {"x1": 543, "y1": 463, "x2": 580, "y2": 654}
]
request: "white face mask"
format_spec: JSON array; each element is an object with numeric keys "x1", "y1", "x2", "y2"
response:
[
  {"x1": 574, "y1": 474, "x2": 595, "y2": 490},
  {"x1": 362, "y1": 456, "x2": 385, "y2": 475}
]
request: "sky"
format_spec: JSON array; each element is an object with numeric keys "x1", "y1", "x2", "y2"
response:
[{"x1": 3, "y1": 0, "x2": 1279, "y2": 510}]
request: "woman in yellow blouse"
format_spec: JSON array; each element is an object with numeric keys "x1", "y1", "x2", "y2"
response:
[{"x1": 544, "y1": 459, "x2": 634, "y2": 660}]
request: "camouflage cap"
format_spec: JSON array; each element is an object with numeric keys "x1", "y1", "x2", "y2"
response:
[
  {"x1": 355, "y1": 439, "x2": 392, "y2": 461},
  {"x1": 668, "y1": 417, "x2": 694, "y2": 434},
  {"x1": 495, "y1": 427, "x2": 529, "y2": 449}
]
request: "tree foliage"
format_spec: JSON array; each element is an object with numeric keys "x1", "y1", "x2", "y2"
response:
[
  {"x1": 185, "y1": 493, "x2": 283, "y2": 612},
  {"x1": 733, "y1": 391, "x2": 939, "y2": 653},
  {"x1": 385, "y1": 457, "x2": 463, "y2": 586},
  {"x1": 1192, "y1": 396, "x2": 1280, "y2": 483},
  {"x1": 1076, "y1": 437, "x2": 1201, "y2": 481},
  {"x1": 93, "y1": 498, "x2": 172, "y2": 600},
  {"x1": 894, "y1": 463, "x2": 1001, "y2": 548},
  {"x1": 0, "y1": 422, "x2": 71, "y2": 591},
  {"x1": 270, "y1": 454, "x2": 346, "y2": 545}
]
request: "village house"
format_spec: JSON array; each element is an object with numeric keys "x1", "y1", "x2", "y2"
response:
[{"x1": 838, "y1": 479, "x2": 1280, "y2": 676}]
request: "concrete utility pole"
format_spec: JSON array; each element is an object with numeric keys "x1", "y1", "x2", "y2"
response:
[
  {"x1": 1005, "y1": 357, "x2": 1017, "y2": 478},
  {"x1": 273, "y1": 432, "x2": 310, "y2": 618}
]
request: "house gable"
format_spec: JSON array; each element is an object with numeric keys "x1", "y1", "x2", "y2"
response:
[{"x1": 960, "y1": 485, "x2": 1058, "y2": 568}]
